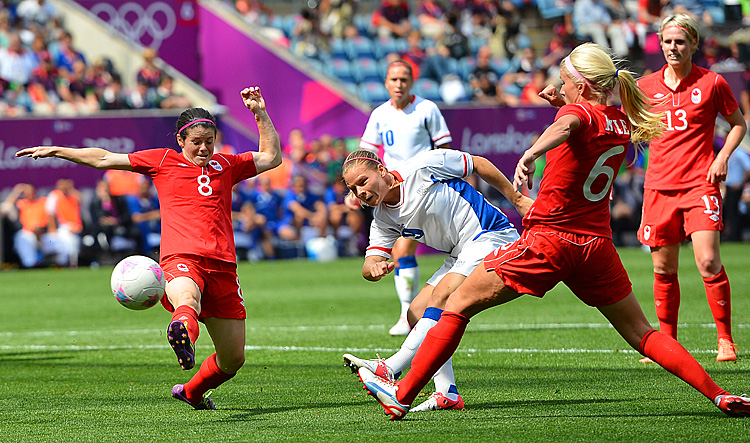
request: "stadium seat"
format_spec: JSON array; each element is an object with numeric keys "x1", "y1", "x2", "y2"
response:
[
  {"x1": 330, "y1": 38, "x2": 348, "y2": 59},
  {"x1": 412, "y1": 78, "x2": 442, "y2": 102},
  {"x1": 490, "y1": 57, "x2": 511, "y2": 76},
  {"x1": 352, "y1": 57, "x2": 383, "y2": 83},
  {"x1": 353, "y1": 14, "x2": 373, "y2": 36},
  {"x1": 459, "y1": 57, "x2": 476, "y2": 81},
  {"x1": 324, "y1": 58, "x2": 357, "y2": 84},
  {"x1": 358, "y1": 81, "x2": 390, "y2": 104},
  {"x1": 373, "y1": 36, "x2": 406, "y2": 60},
  {"x1": 536, "y1": 0, "x2": 573, "y2": 19},
  {"x1": 281, "y1": 15, "x2": 300, "y2": 38},
  {"x1": 345, "y1": 35, "x2": 376, "y2": 60}
]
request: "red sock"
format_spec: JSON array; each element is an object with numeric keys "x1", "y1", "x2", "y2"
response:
[
  {"x1": 653, "y1": 273, "x2": 680, "y2": 339},
  {"x1": 397, "y1": 311, "x2": 469, "y2": 405},
  {"x1": 703, "y1": 266, "x2": 732, "y2": 341},
  {"x1": 172, "y1": 305, "x2": 200, "y2": 343},
  {"x1": 639, "y1": 329, "x2": 727, "y2": 401},
  {"x1": 183, "y1": 353, "x2": 235, "y2": 402}
]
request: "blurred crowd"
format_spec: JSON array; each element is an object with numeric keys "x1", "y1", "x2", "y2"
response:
[
  {"x1": 0, "y1": 0, "x2": 191, "y2": 117},
  {"x1": 232, "y1": 0, "x2": 750, "y2": 106},
  {"x1": 0, "y1": 131, "x2": 369, "y2": 268}
]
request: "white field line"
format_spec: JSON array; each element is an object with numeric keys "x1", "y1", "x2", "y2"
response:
[
  {"x1": 0, "y1": 321, "x2": 746, "y2": 339},
  {"x1": 0, "y1": 322, "x2": 743, "y2": 355}
]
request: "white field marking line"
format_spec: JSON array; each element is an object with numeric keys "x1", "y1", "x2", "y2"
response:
[
  {"x1": 0, "y1": 344, "x2": 726, "y2": 355},
  {"x1": 1, "y1": 322, "x2": 747, "y2": 338}
]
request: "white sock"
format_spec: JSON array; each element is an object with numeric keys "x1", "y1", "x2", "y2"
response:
[
  {"x1": 433, "y1": 357, "x2": 459, "y2": 401},
  {"x1": 386, "y1": 316, "x2": 437, "y2": 375},
  {"x1": 394, "y1": 258, "x2": 419, "y2": 317}
]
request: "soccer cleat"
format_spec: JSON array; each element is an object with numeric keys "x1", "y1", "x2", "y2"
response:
[
  {"x1": 715, "y1": 394, "x2": 750, "y2": 417},
  {"x1": 167, "y1": 320, "x2": 195, "y2": 370},
  {"x1": 358, "y1": 367, "x2": 409, "y2": 420},
  {"x1": 411, "y1": 392, "x2": 465, "y2": 412},
  {"x1": 389, "y1": 316, "x2": 411, "y2": 336},
  {"x1": 639, "y1": 356, "x2": 654, "y2": 364},
  {"x1": 171, "y1": 384, "x2": 215, "y2": 410},
  {"x1": 343, "y1": 353, "x2": 397, "y2": 380},
  {"x1": 717, "y1": 338, "x2": 738, "y2": 362}
]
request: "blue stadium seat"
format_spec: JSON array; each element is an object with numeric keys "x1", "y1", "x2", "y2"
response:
[
  {"x1": 490, "y1": 57, "x2": 511, "y2": 76},
  {"x1": 281, "y1": 15, "x2": 300, "y2": 38},
  {"x1": 345, "y1": 35, "x2": 376, "y2": 60},
  {"x1": 352, "y1": 57, "x2": 383, "y2": 83},
  {"x1": 459, "y1": 57, "x2": 476, "y2": 81},
  {"x1": 324, "y1": 58, "x2": 357, "y2": 84},
  {"x1": 374, "y1": 36, "x2": 399, "y2": 60},
  {"x1": 412, "y1": 78, "x2": 442, "y2": 102},
  {"x1": 330, "y1": 38, "x2": 348, "y2": 59},
  {"x1": 535, "y1": 0, "x2": 572, "y2": 19},
  {"x1": 353, "y1": 14, "x2": 373, "y2": 36},
  {"x1": 358, "y1": 81, "x2": 390, "y2": 104}
]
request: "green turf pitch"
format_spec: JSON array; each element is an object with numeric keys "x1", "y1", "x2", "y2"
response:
[{"x1": 1, "y1": 244, "x2": 749, "y2": 442}]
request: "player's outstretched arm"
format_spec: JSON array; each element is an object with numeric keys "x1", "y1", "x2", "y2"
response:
[
  {"x1": 472, "y1": 155, "x2": 533, "y2": 216},
  {"x1": 15, "y1": 146, "x2": 132, "y2": 170},
  {"x1": 241, "y1": 86, "x2": 281, "y2": 174}
]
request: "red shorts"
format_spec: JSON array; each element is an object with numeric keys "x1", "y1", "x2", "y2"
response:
[
  {"x1": 160, "y1": 254, "x2": 246, "y2": 320},
  {"x1": 483, "y1": 225, "x2": 632, "y2": 307},
  {"x1": 638, "y1": 184, "x2": 723, "y2": 247}
]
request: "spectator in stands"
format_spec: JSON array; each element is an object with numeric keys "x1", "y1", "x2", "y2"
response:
[
  {"x1": 126, "y1": 178, "x2": 161, "y2": 256},
  {"x1": 603, "y1": 0, "x2": 640, "y2": 57},
  {"x1": 291, "y1": 7, "x2": 330, "y2": 59},
  {"x1": 126, "y1": 79, "x2": 153, "y2": 110},
  {"x1": 152, "y1": 74, "x2": 192, "y2": 109},
  {"x1": 468, "y1": 45, "x2": 505, "y2": 106},
  {"x1": 319, "y1": 0, "x2": 356, "y2": 39},
  {"x1": 28, "y1": 50, "x2": 59, "y2": 114},
  {"x1": 99, "y1": 72, "x2": 128, "y2": 110},
  {"x1": 420, "y1": 43, "x2": 457, "y2": 84},
  {"x1": 16, "y1": 0, "x2": 57, "y2": 28},
  {"x1": 50, "y1": 31, "x2": 85, "y2": 72},
  {"x1": 231, "y1": 180, "x2": 264, "y2": 261},
  {"x1": 438, "y1": 10, "x2": 470, "y2": 60},
  {"x1": 104, "y1": 169, "x2": 144, "y2": 198},
  {"x1": 500, "y1": 45, "x2": 543, "y2": 106},
  {"x1": 0, "y1": 33, "x2": 36, "y2": 87},
  {"x1": 520, "y1": 68, "x2": 551, "y2": 106},
  {"x1": 89, "y1": 179, "x2": 135, "y2": 253},
  {"x1": 45, "y1": 178, "x2": 83, "y2": 267},
  {"x1": 571, "y1": 0, "x2": 629, "y2": 58},
  {"x1": 136, "y1": 47, "x2": 163, "y2": 92},
  {"x1": 56, "y1": 58, "x2": 98, "y2": 114},
  {"x1": 0, "y1": 183, "x2": 50, "y2": 268},
  {"x1": 401, "y1": 29, "x2": 426, "y2": 78},
  {"x1": 277, "y1": 175, "x2": 327, "y2": 242},
  {"x1": 0, "y1": 10, "x2": 12, "y2": 48},
  {"x1": 372, "y1": 0, "x2": 412, "y2": 39},
  {"x1": 235, "y1": 0, "x2": 274, "y2": 26},
  {"x1": 245, "y1": 176, "x2": 283, "y2": 259},
  {"x1": 724, "y1": 148, "x2": 750, "y2": 242},
  {"x1": 661, "y1": 0, "x2": 714, "y2": 26},
  {"x1": 325, "y1": 173, "x2": 364, "y2": 256},
  {"x1": 289, "y1": 131, "x2": 328, "y2": 197},
  {"x1": 416, "y1": 0, "x2": 448, "y2": 39},
  {"x1": 610, "y1": 165, "x2": 645, "y2": 246}
]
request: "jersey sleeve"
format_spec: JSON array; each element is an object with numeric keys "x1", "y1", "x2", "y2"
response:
[
  {"x1": 360, "y1": 112, "x2": 383, "y2": 151},
  {"x1": 230, "y1": 151, "x2": 258, "y2": 183},
  {"x1": 128, "y1": 148, "x2": 171, "y2": 178},
  {"x1": 421, "y1": 149, "x2": 473, "y2": 180},
  {"x1": 426, "y1": 102, "x2": 452, "y2": 146},
  {"x1": 365, "y1": 218, "x2": 398, "y2": 259},
  {"x1": 714, "y1": 73, "x2": 740, "y2": 117},
  {"x1": 555, "y1": 103, "x2": 590, "y2": 127}
]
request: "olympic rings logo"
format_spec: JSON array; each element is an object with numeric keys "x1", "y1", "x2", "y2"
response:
[{"x1": 90, "y1": 2, "x2": 176, "y2": 48}]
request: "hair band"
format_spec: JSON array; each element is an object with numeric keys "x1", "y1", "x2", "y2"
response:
[
  {"x1": 663, "y1": 25, "x2": 697, "y2": 41},
  {"x1": 564, "y1": 55, "x2": 592, "y2": 86},
  {"x1": 178, "y1": 118, "x2": 215, "y2": 135},
  {"x1": 614, "y1": 69, "x2": 619, "y2": 77},
  {"x1": 343, "y1": 156, "x2": 383, "y2": 167}
]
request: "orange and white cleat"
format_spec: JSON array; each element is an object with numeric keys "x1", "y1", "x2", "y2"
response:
[{"x1": 411, "y1": 391, "x2": 465, "y2": 412}]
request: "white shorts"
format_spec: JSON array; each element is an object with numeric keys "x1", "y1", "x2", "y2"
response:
[{"x1": 426, "y1": 228, "x2": 520, "y2": 287}]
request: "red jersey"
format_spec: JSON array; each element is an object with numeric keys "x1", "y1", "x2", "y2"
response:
[
  {"x1": 637, "y1": 64, "x2": 739, "y2": 190},
  {"x1": 523, "y1": 103, "x2": 631, "y2": 238},
  {"x1": 129, "y1": 148, "x2": 258, "y2": 263}
]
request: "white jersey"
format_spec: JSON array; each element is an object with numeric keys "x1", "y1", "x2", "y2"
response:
[
  {"x1": 366, "y1": 150, "x2": 515, "y2": 260},
  {"x1": 359, "y1": 95, "x2": 452, "y2": 168}
]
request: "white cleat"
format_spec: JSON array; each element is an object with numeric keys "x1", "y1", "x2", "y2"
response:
[{"x1": 389, "y1": 316, "x2": 411, "y2": 336}]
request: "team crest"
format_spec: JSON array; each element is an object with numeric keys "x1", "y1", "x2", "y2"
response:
[
  {"x1": 691, "y1": 88, "x2": 701, "y2": 104},
  {"x1": 643, "y1": 225, "x2": 651, "y2": 241},
  {"x1": 209, "y1": 160, "x2": 223, "y2": 171}
]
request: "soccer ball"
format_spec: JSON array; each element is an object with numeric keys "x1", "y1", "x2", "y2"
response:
[
  {"x1": 110, "y1": 255, "x2": 166, "y2": 310},
  {"x1": 305, "y1": 236, "x2": 338, "y2": 262}
]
